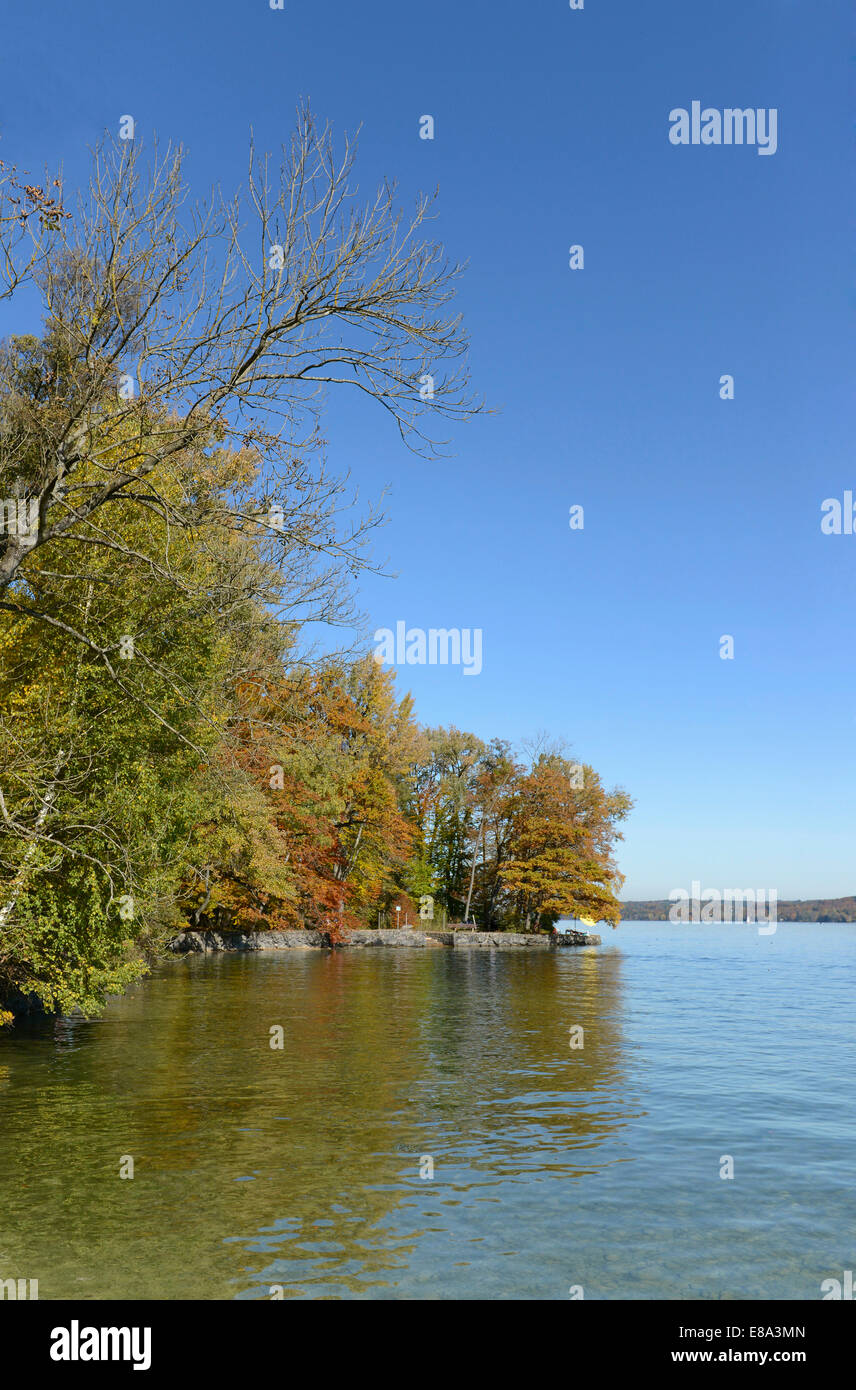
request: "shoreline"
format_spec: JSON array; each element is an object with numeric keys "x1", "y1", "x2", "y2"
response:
[{"x1": 169, "y1": 926, "x2": 602, "y2": 953}]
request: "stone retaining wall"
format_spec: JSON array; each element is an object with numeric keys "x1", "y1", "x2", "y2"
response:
[{"x1": 169, "y1": 926, "x2": 600, "y2": 953}]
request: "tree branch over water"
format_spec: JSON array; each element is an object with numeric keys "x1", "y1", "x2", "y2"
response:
[{"x1": 0, "y1": 104, "x2": 480, "y2": 595}]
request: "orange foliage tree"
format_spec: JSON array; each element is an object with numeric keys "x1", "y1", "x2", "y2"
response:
[{"x1": 183, "y1": 658, "x2": 418, "y2": 940}]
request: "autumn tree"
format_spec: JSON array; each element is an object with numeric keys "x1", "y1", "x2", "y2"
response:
[
  {"x1": 399, "y1": 733, "x2": 631, "y2": 932},
  {"x1": 403, "y1": 725, "x2": 485, "y2": 918},
  {"x1": 499, "y1": 754, "x2": 631, "y2": 931},
  {"x1": 0, "y1": 105, "x2": 478, "y2": 595},
  {"x1": 0, "y1": 145, "x2": 68, "y2": 303},
  {"x1": 185, "y1": 657, "x2": 419, "y2": 937},
  {"x1": 0, "y1": 106, "x2": 480, "y2": 1017},
  {"x1": 0, "y1": 446, "x2": 235, "y2": 1011},
  {"x1": 462, "y1": 739, "x2": 519, "y2": 926}
]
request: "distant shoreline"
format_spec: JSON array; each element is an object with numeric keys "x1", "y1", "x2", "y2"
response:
[{"x1": 620, "y1": 895, "x2": 856, "y2": 923}]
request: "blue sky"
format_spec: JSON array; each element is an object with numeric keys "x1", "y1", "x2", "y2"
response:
[{"x1": 1, "y1": 0, "x2": 852, "y2": 898}]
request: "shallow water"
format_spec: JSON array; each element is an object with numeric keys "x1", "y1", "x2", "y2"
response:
[{"x1": 1, "y1": 924, "x2": 854, "y2": 1300}]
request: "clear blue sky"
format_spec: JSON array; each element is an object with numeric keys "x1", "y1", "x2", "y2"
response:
[{"x1": 1, "y1": 1, "x2": 852, "y2": 899}]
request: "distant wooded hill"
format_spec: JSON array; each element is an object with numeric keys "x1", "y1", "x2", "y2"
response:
[{"x1": 620, "y1": 897, "x2": 856, "y2": 922}]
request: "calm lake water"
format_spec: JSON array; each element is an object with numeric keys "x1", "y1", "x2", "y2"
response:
[{"x1": 1, "y1": 924, "x2": 854, "y2": 1300}]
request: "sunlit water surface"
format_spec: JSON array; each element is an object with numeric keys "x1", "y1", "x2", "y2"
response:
[{"x1": 1, "y1": 924, "x2": 854, "y2": 1299}]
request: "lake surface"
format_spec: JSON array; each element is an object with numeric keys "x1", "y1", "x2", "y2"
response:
[{"x1": 1, "y1": 924, "x2": 854, "y2": 1300}]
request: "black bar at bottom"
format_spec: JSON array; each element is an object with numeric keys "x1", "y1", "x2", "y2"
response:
[{"x1": 0, "y1": 1298, "x2": 847, "y2": 1377}]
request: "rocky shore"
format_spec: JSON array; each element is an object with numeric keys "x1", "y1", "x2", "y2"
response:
[{"x1": 169, "y1": 926, "x2": 601, "y2": 952}]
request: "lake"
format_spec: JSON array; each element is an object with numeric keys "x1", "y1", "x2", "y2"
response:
[{"x1": 1, "y1": 923, "x2": 853, "y2": 1300}]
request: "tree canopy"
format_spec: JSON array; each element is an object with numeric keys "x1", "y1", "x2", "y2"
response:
[{"x1": 0, "y1": 115, "x2": 630, "y2": 1022}]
